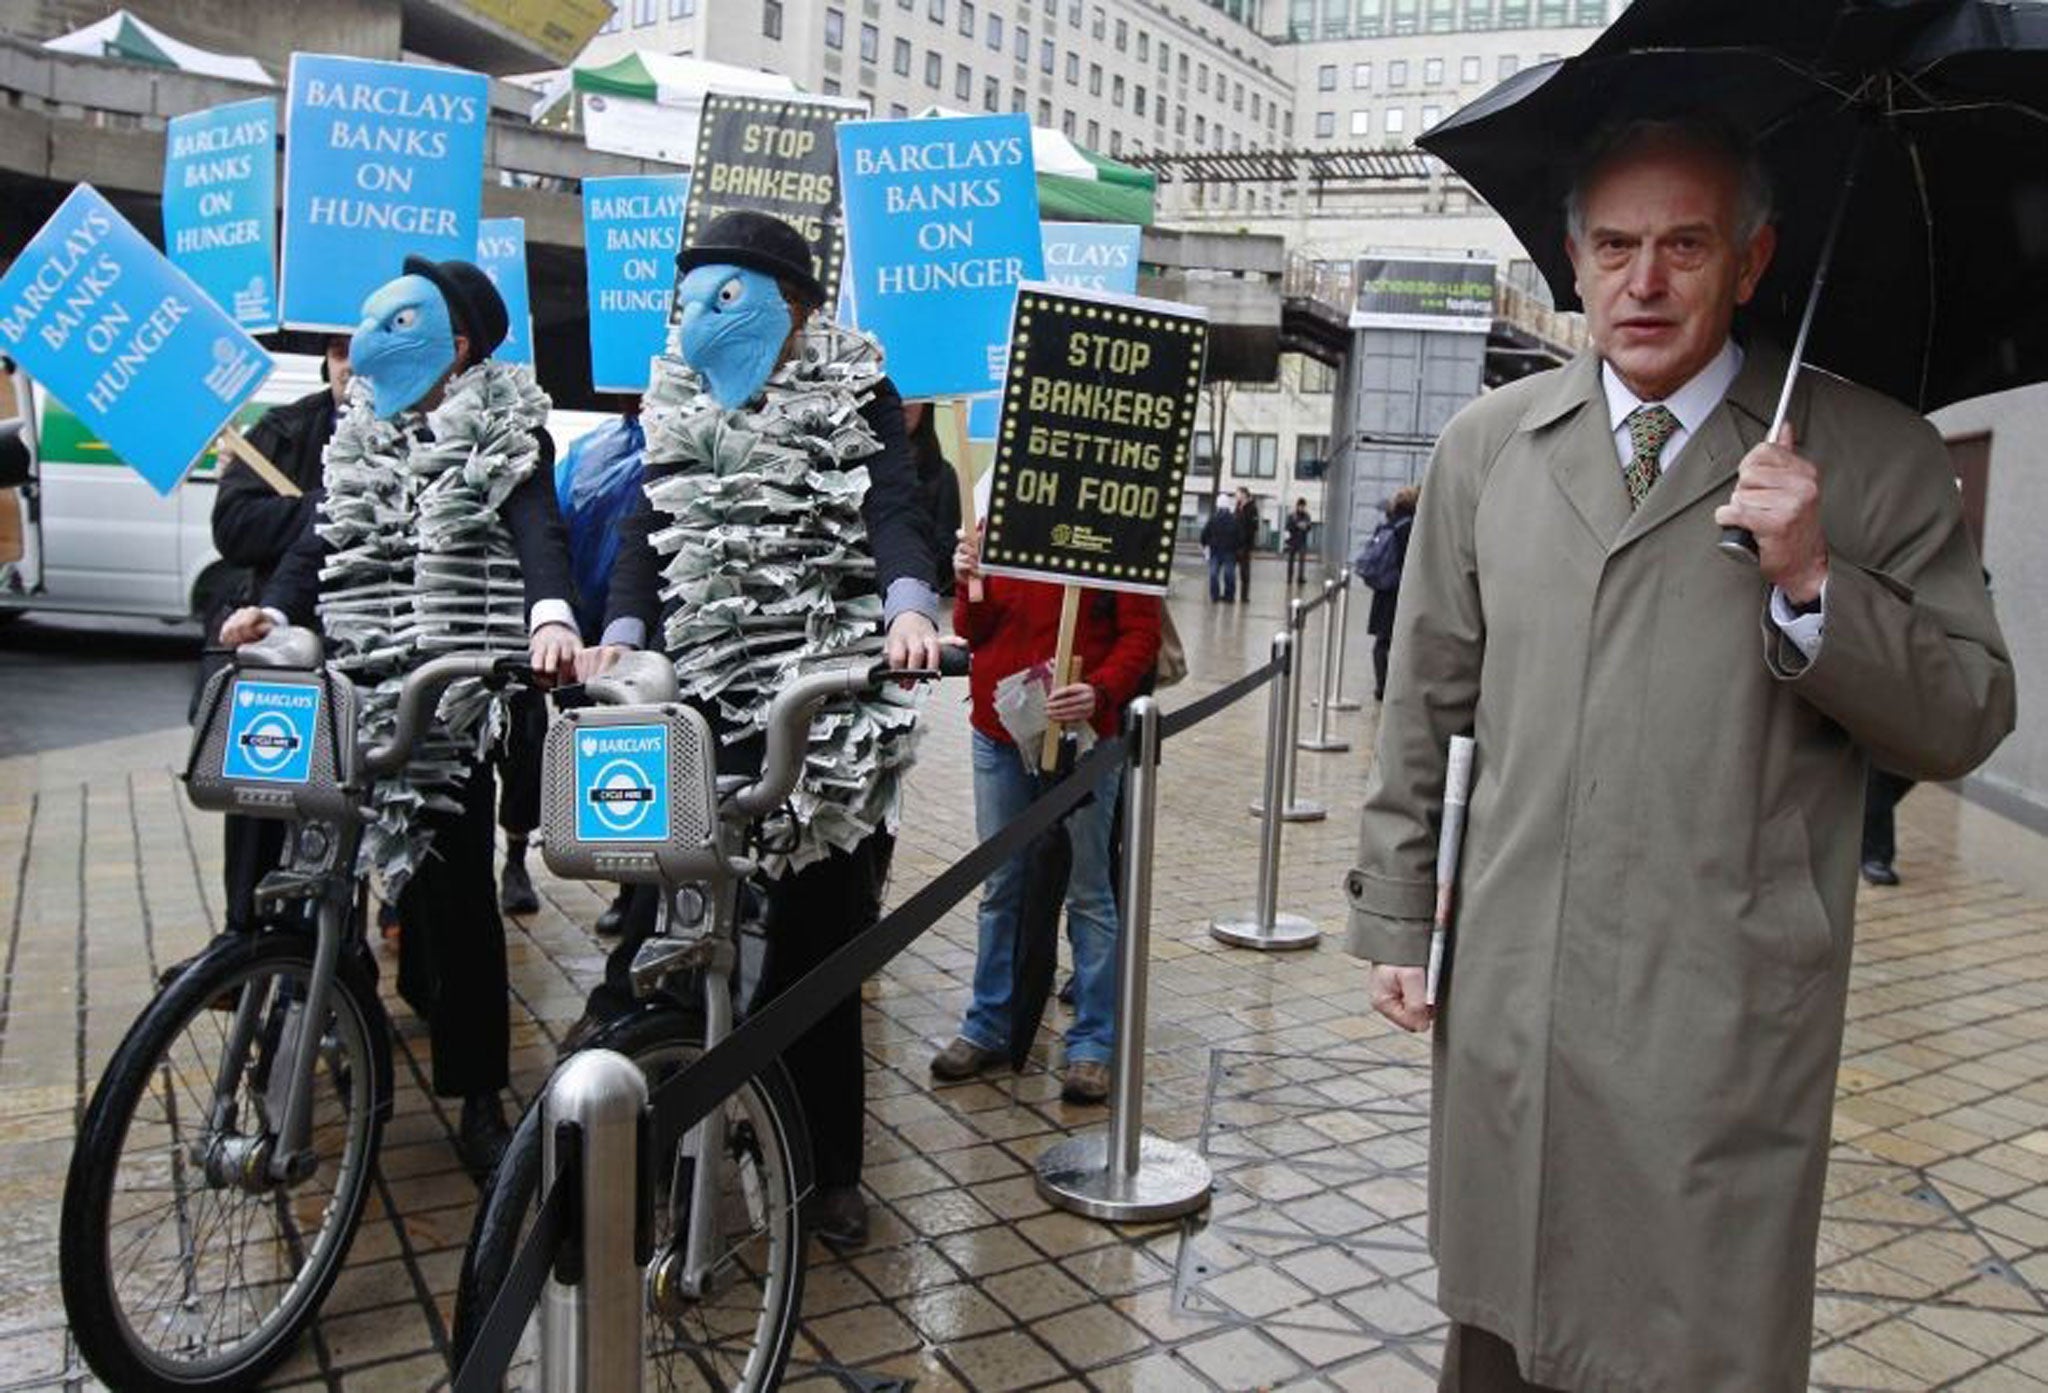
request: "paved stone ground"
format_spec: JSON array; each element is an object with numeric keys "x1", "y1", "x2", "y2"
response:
[{"x1": 3, "y1": 557, "x2": 2047, "y2": 1391}]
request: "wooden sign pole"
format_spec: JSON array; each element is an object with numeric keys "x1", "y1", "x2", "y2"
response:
[
  {"x1": 1039, "y1": 583, "x2": 1082, "y2": 773},
  {"x1": 217, "y1": 424, "x2": 301, "y2": 499},
  {"x1": 947, "y1": 397, "x2": 983, "y2": 602}
]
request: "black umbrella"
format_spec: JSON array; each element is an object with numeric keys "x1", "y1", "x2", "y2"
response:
[
  {"x1": 1419, "y1": 1, "x2": 2048, "y2": 548},
  {"x1": 1005, "y1": 729, "x2": 1084, "y2": 1073}
]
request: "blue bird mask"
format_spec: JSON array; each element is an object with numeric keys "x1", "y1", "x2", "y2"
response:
[
  {"x1": 676, "y1": 265, "x2": 791, "y2": 410},
  {"x1": 349, "y1": 274, "x2": 457, "y2": 419}
]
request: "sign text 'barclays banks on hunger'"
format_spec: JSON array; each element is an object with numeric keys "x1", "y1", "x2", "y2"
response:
[
  {"x1": 583, "y1": 174, "x2": 690, "y2": 393},
  {"x1": 162, "y1": 98, "x2": 278, "y2": 333},
  {"x1": 475, "y1": 217, "x2": 533, "y2": 367},
  {"x1": 281, "y1": 53, "x2": 488, "y2": 329},
  {"x1": 836, "y1": 114, "x2": 1041, "y2": 399}
]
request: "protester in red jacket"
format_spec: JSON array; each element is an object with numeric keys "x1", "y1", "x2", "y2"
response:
[{"x1": 930, "y1": 526, "x2": 1162, "y2": 1103}]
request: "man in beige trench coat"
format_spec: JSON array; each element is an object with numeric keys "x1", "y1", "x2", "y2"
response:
[{"x1": 1348, "y1": 116, "x2": 2016, "y2": 1392}]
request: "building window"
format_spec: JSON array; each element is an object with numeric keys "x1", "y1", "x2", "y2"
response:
[
  {"x1": 1294, "y1": 434, "x2": 1329, "y2": 479},
  {"x1": 822, "y1": 76, "x2": 841, "y2": 94},
  {"x1": 984, "y1": 75, "x2": 1000, "y2": 109},
  {"x1": 1038, "y1": 97, "x2": 1052, "y2": 123},
  {"x1": 1089, "y1": 62, "x2": 1102, "y2": 95},
  {"x1": 1349, "y1": 109, "x2": 1370, "y2": 136},
  {"x1": 894, "y1": 36, "x2": 912, "y2": 74},
  {"x1": 1314, "y1": 110, "x2": 1335, "y2": 138},
  {"x1": 890, "y1": 100, "x2": 909, "y2": 116},
  {"x1": 1179, "y1": 52, "x2": 1189, "y2": 81},
  {"x1": 1250, "y1": 91, "x2": 1260, "y2": 119},
  {"x1": 860, "y1": 22, "x2": 878, "y2": 61},
  {"x1": 1462, "y1": 55, "x2": 1482, "y2": 83},
  {"x1": 823, "y1": 8, "x2": 843, "y2": 47},
  {"x1": 1389, "y1": 59, "x2": 1409, "y2": 87},
  {"x1": 928, "y1": 0, "x2": 943, "y2": 19},
  {"x1": 762, "y1": 0, "x2": 782, "y2": 38},
  {"x1": 1232, "y1": 433, "x2": 1278, "y2": 480},
  {"x1": 1062, "y1": 109, "x2": 1076, "y2": 135},
  {"x1": 1113, "y1": 74, "x2": 1125, "y2": 105},
  {"x1": 1498, "y1": 53, "x2": 1519, "y2": 79},
  {"x1": 669, "y1": 0, "x2": 697, "y2": 17},
  {"x1": 634, "y1": 0, "x2": 655, "y2": 25},
  {"x1": 1041, "y1": 38, "x2": 1054, "y2": 72},
  {"x1": 1197, "y1": 63, "x2": 1209, "y2": 94},
  {"x1": 1086, "y1": 118, "x2": 1100, "y2": 146},
  {"x1": 1115, "y1": 17, "x2": 1127, "y2": 49},
  {"x1": 1318, "y1": 64, "x2": 1337, "y2": 91},
  {"x1": 956, "y1": 63, "x2": 972, "y2": 100},
  {"x1": 1012, "y1": 86, "x2": 1027, "y2": 111},
  {"x1": 987, "y1": 13, "x2": 1002, "y2": 49},
  {"x1": 1423, "y1": 104, "x2": 1441, "y2": 128},
  {"x1": 1016, "y1": 24, "x2": 1029, "y2": 62},
  {"x1": 1424, "y1": 57, "x2": 1444, "y2": 85},
  {"x1": 1066, "y1": 52, "x2": 1079, "y2": 83},
  {"x1": 959, "y1": 0, "x2": 975, "y2": 36},
  {"x1": 925, "y1": 50, "x2": 942, "y2": 86},
  {"x1": 1385, "y1": 105, "x2": 1407, "y2": 135},
  {"x1": 1159, "y1": 39, "x2": 1170, "y2": 74},
  {"x1": 1302, "y1": 355, "x2": 1336, "y2": 391},
  {"x1": 1134, "y1": 82, "x2": 1146, "y2": 114},
  {"x1": 1092, "y1": 6, "x2": 1106, "y2": 38},
  {"x1": 1137, "y1": 31, "x2": 1148, "y2": 61},
  {"x1": 1067, "y1": 0, "x2": 1081, "y2": 24},
  {"x1": 1352, "y1": 61, "x2": 1372, "y2": 90},
  {"x1": 1193, "y1": 113, "x2": 1205, "y2": 142},
  {"x1": 1192, "y1": 431, "x2": 1216, "y2": 475},
  {"x1": 1234, "y1": 81, "x2": 1244, "y2": 113}
]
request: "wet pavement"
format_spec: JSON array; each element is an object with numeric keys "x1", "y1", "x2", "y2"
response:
[{"x1": 4, "y1": 556, "x2": 2048, "y2": 1390}]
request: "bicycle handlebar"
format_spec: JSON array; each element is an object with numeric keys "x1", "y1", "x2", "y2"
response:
[{"x1": 360, "y1": 653, "x2": 534, "y2": 777}]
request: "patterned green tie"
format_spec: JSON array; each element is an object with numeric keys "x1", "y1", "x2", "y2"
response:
[{"x1": 1623, "y1": 404, "x2": 1679, "y2": 509}]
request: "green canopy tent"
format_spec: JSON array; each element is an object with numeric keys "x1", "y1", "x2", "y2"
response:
[
  {"x1": 1029, "y1": 126, "x2": 1157, "y2": 226},
  {"x1": 41, "y1": 8, "x2": 272, "y2": 84}
]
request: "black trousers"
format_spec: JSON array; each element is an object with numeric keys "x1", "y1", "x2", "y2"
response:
[
  {"x1": 1284, "y1": 547, "x2": 1309, "y2": 586},
  {"x1": 1439, "y1": 1324, "x2": 1563, "y2": 1393},
  {"x1": 589, "y1": 832, "x2": 895, "y2": 1191},
  {"x1": 1236, "y1": 551, "x2": 1253, "y2": 602},
  {"x1": 222, "y1": 814, "x2": 290, "y2": 935},
  {"x1": 1862, "y1": 765, "x2": 1916, "y2": 865},
  {"x1": 496, "y1": 688, "x2": 546, "y2": 840},
  {"x1": 1372, "y1": 633, "x2": 1393, "y2": 700},
  {"x1": 396, "y1": 765, "x2": 510, "y2": 1098}
]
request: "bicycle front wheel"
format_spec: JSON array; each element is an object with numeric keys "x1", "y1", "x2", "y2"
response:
[
  {"x1": 60, "y1": 931, "x2": 389, "y2": 1391},
  {"x1": 453, "y1": 1008, "x2": 811, "y2": 1392}
]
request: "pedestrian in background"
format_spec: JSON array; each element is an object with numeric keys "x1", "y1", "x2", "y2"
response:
[
  {"x1": 1284, "y1": 496, "x2": 1314, "y2": 588},
  {"x1": 1200, "y1": 494, "x2": 1237, "y2": 603},
  {"x1": 1349, "y1": 116, "x2": 2012, "y2": 1391},
  {"x1": 930, "y1": 524, "x2": 1161, "y2": 1104},
  {"x1": 1233, "y1": 487, "x2": 1259, "y2": 603},
  {"x1": 1358, "y1": 486, "x2": 1418, "y2": 701}
]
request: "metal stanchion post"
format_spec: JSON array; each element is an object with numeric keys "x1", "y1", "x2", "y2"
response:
[
  {"x1": 1039, "y1": 698, "x2": 1213, "y2": 1220},
  {"x1": 1250, "y1": 597, "x2": 1326, "y2": 822},
  {"x1": 1329, "y1": 573, "x2": 1362, "y2": 712},
  {"x1": 540, "y1": 1050, "x2": 647, "y2": 1393},
  {"x1": 1298, "y1": 574, "x2": 1350, "y2": 754},
  {"x1": 1213, "y1": 632, "x2": 1320, "y2": 950}
]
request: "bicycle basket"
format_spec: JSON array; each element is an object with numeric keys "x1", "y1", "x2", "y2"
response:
[
  {"x1": 541, "y1": 703, "x2": 720, "y2": 885},
  {"x1": 185, "y1": 663, "x2": 359, "y2": 823}
]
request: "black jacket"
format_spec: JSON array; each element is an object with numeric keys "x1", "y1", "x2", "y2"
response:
[
  {"x1": 261, "y1": 424, "x2": 571, "y2": 628},
  {"x1": 211, "y1": 388, "x2": 337, "y2": 602},
  {"x1": 602, "y1": 375, "x2": 939, "y2": 643}
]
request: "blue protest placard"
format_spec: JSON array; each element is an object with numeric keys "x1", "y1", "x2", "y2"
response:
[
  {"x1": 574, "y1": 723, "x2": 671, "y2": 843},
  {"x1": 836, "y1": 114, "x2": 1042, "y2": 399},
  {"x1": 583, "y1": 174, "x2": 689, "y2": 393},
  {"x1": 163, "y1": 98, "x2": 277, "y2": 332},
  {"x1": 969, "y1": 221, "x2": 1145, "y2": 438},
  {"x1": 0, "y1": 185, "x2": 272, "y2": 495},
  {"x1": 222, "y1": 679, "x2": 323, "y2": 784},
  {"x1": 281, "y1": 53, "x2": 489, "y2": 330},
  {"x1": 476, "y1": 217, "x2": 533, "y2": 367}
]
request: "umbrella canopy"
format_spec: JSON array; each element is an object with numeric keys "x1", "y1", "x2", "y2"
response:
[
  {"x1": 42, "y1": 8, "x2": 271, "y2": 85},
  {"x1": 1419, "y1": 1, "x2": 2048, "y2": 412}
]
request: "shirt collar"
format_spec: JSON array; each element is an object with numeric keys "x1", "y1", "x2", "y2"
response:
[{"x1": 1601, "y1": 339, "x2": 1745, "y2": 436}]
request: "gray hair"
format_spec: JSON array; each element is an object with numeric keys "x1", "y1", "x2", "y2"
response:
[{"x1": 1564, "y1": 116, "x2": 1775, "y2": 245}]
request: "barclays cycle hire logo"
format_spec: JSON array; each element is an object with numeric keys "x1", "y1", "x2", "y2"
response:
[
  {"x1": 220, "y1": 680, "x2": 322, "y2": 785},
  {"x1": 574, "y1": 724, "x2": 670, "y2": 843}
]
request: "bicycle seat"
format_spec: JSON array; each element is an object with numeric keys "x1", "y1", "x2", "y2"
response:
[
  {"x1": 239, "y1": 626, "x2": 324, "y2": 671},
  {"x1": 587, "y1": 651, "x2": 681, "y2": 707}
]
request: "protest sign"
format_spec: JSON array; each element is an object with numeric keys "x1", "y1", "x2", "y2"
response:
[
  {"x1": 162, "y1": 97, "x2": 278, "y2": 333},
  {"x1": 0, "y1": 185, "x2": 272, "y2": 495},
  {"x1": 281, "y1": 53, "x2": 489, "y2": 330},
  {"x1": 476, "y1": 217, "x2": 533, "y2": 367},
  {"x1": 676, "y1": 92, "x2": 863, "y2": 323},
  {"x1": 584, "y1": 174, "x2": 690, "y2": 392},
  {"x1": 836, "y1": 114, "x2": 1041, "y2": 399},
  {"x1": 979, "y1": 283, "x2": 1207, "y2": 595},
  {"x1": 1350, "y1": 255, "x2": 1496, "y2": 332},
  {"x1": 969, "y1": 220, "x2": 1144, "y2": 439}
]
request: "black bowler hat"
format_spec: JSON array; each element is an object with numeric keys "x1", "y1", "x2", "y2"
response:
[
  {"x1": 403, "y1": 255, "x2": 510, "y2": 360},
  {"x1": 676, "y1": 210, "x2": 824, "y2": 309}
]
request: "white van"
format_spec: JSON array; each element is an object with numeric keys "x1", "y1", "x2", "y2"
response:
[{"x1": 0, "y1": 359, "x2": 617, "y2": 627}]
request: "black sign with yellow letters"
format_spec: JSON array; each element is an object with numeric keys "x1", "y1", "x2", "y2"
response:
[{"x1": 981, "y1": 283, "x2": 1208, "y2": 595}]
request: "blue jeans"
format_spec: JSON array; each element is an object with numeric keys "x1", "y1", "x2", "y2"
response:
[
  {"x1": 1207, "y1": 548, "x2": 1237, "y2": 601},
  {"x1": 960, "y1": 729, "x2": 1123, "y2": 1065}
]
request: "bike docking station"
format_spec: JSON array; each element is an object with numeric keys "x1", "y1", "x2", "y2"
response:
[
  {"x1": 1249, "y1": 592, "x2": 1330, "y2": 824},
  {"x1": 540, "y1": 1050, "x2": 649, "y2": 1392},
  {"x1": 1299, "y1": 573, "x2": 1353, "y2": 754},
  {"x1": 1036, "y1": 696, "x2": 1213, "y2": 1223},
  {"x1": 1213, "y1": 628, "x2": 1324, "y2": 952}
]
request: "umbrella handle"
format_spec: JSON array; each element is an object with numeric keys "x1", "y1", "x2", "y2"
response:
[{"x1": 1716, "y1": 525, "x2": 1761, "y2": 562}]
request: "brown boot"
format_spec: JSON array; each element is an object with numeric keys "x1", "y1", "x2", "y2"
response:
[
  {"x1": 1061, "y1": 1060, "x2": 1111, "y2": 1105},
  {"x1": 930, "y1": 1036, "x2": 1004, "y2": 1081}
]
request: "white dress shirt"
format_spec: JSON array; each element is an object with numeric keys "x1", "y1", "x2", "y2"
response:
[{"x1": 1600, "y1": 342, "x2": 1826, "y2": 660}]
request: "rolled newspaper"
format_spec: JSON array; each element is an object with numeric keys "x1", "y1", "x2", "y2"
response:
[{"x1": 1424, "y1": 733, "x2": 1476, "y2": 1007}]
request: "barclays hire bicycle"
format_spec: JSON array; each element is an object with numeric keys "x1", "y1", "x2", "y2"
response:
[
  {"x1": 451, "y1": 645, "x2": 967, "y2": 1392},
  {"x1": 59, "y1": 626, "x2": 533, "y2": 1392}
]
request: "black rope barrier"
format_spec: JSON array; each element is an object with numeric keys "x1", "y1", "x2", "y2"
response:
[{"x1": 450, "y1": 649, "x2": 1289, "y2": 1389}]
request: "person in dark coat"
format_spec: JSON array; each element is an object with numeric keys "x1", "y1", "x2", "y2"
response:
[
  {"x1": 1283, "y1": 497, "x2": 1314, "y2": 588},
  {"x1": 1365, "y1": 486, "x2": 1418, "y2": 701},
  {"x1": 205, "y1": 336, "x2": 349, "y2": 938},
  {"x1": 904, "y1": 401, "x2": 965, "y2": 595},
  {"x1": 220, "y1": 260, "x2": 577, "y2": 1175},
  {"x1": 572, "y1": 211, "x2": 947, "y2": 1253},
  {"x1": 1200, "y1": 498, "x2": 1237, "y2": 602},
  {"x1": 1233, "y1": 487, "x2": 1259, "y2": 603}
]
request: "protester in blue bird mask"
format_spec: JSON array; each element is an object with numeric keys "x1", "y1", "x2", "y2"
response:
[
  {"x1": 349, "y1": 273, "x2": 458, "y2": 418},
  {"x1": 675, "y1": 264, "x2": 791, "y2": 410}
]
